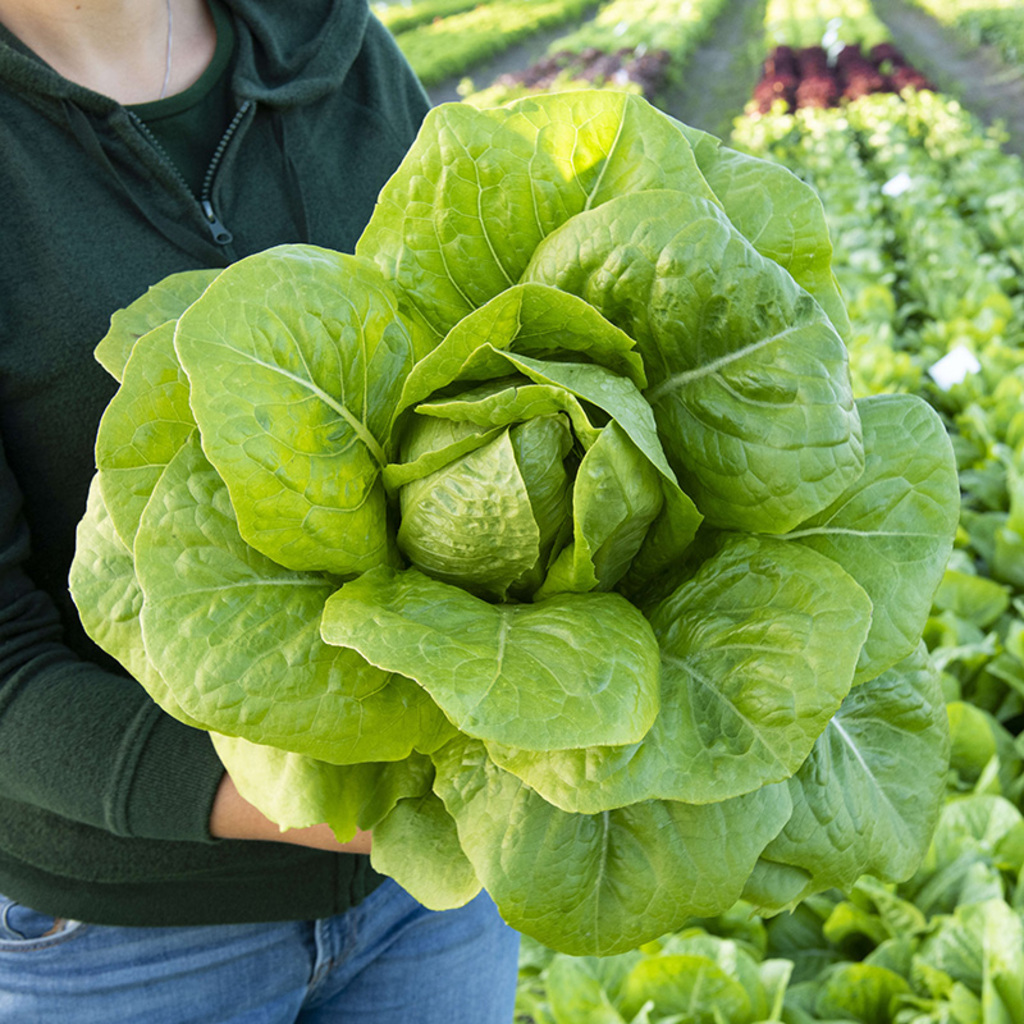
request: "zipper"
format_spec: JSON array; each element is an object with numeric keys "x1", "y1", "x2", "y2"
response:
[{"x1": 127, "y1": 99, "x2": 252, "y2": 246}]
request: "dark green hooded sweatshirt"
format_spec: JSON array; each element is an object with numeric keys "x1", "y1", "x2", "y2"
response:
[{"x1": 0, "y1": 0, "x2": 431, "y2": 926}]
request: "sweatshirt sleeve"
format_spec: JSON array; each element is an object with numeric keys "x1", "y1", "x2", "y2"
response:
[{"x1": 0, "y1": 429, "x2": 226, "y2": 843}]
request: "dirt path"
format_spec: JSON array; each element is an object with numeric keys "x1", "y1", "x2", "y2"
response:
[
  {"x1": 655, "y1": 0, "x2": 768, "y2": 138},
  {"x1": 874, "y1": 0, "x2": 1024, "y2": 155}
]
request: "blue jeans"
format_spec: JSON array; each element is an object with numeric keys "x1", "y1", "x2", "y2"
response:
[{"x1": 0, "y1": 880, "x2": 520, "y2": 1023}]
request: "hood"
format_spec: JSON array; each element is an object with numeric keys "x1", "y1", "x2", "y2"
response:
[
  {"x1": 222, "y1": 0, "x2": 371, "y2": 107},
  {"x1": 0, "y1": 0, "x2": 373, "y2": 116}
]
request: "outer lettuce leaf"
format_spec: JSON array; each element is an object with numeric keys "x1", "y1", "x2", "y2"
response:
[
  {"x1": 784, "y1": 393, "x2": 959, "y2": 684},
  {"x1": 209, "y1": 733, "x2": 433, "y2": 840},
  {"x1": 432, "y1": 735, "x2": 792, "y2": 956},
  {"x1": 675, "y1": 121, "x2": 850, "y2": 337},
  {"x1": 94, "y1": 266, "x2": 220, "y2": 381},
  {"x1": 486, "y1": 535, "x2": 871, "y2": 811},
  {"x1": 370, "y1": 791, "x2": 482, "y2": 910},
  {"x1": 94, "y1": 320, "x2": 195, "y2": 547},
  {"x1": 68, "y1": 475, "x2": 202, "y2": 728},
  {"x1": 741, "y1": 860, "x2": 816, "y2": 917},
  {"x1": 320, "y1": 566, "x2": 660, "y2": 751},
  {"x1": 356, "y1": 91, "x2": 719, "y2": 342},
  {"x1": 134, "y1": 433, "x2": 451, "y2": 763},
  {"x1": 523, "y1": 189, "x2": 863, "y2": 533},
  {"x1": 754, "y1": 645, "x2": 950, "y2": 909},
  {"x1": 174, "y1": 245, "x2": 415, "y2": 576}
]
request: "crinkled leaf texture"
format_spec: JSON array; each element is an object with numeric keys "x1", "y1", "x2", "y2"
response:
[
  {"x1": 320, "y1": 566, "x2": 660, "y2": 751},
  {"x1": 134, "y1": 433, "x2": 451, "y2": 764},
  {"x1": 69, "y1": 475, "x2": 201, "y2": 728},
  {"x1": 370, "y1": 791, "x2": 482, "y2": 911},
  {"x1": 745, "y1": 645, "x2": 950, "y2": 913},
  {"x1": 175, "y1": 245, "x2": 415, "y2": 576},
  {"x1": 431, "y1": 735, "x2": 792, "y2": 956},
  {"x1": 784, "y1": 393, "x2": 959, "y2": 684},
  {"x1": 485, "y1": 534, "x2": 872, "y2": 811},
  {"x1": 397, "y1": 415, "x2": 570, "y2": 600},
  {"x1": 676, "y1": 120, "x2": 850, "y2": 337}
]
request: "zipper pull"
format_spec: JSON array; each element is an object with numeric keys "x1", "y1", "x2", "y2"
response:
[{"x1": 201, "y1": 199, "x2": 233, "y2": 245}]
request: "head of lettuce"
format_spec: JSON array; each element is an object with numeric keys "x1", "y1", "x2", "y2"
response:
[{"x1": 72, "y1": 90, "x2": 959, "y2": 956}]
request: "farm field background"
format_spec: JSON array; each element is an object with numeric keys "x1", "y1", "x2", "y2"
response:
[{"x1": 374, "y1": 1, "x2": 1024, "y2": 1021}]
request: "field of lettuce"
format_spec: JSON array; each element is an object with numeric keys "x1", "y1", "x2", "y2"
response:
[{"x1": 369, "y1": 0, "x2": 1024, "y2": 1020}]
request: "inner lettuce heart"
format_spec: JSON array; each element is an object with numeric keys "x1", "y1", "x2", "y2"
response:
[{"x1": 70, "y1": 89, "x2": 960, "y2": 956}]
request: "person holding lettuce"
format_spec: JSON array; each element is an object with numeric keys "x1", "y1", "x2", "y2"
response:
[{"x1": 0, "y1": 0, "x2": 520, "y2": 1019}]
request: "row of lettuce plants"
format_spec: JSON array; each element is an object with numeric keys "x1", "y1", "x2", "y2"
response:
[
  {"x1": 372, "y1": 0, "x2": 483, "y2": 35},
  {"x1": 905, "y1": 0, "x2": 1024, "y2": 67},
  {"x1": 750, "y1": 41, "x2": 934, "y2": 113},
  {"x1": 763, "y1": 0, "x2": 892, "y2": 51},
  {"x1": 534, "y1": 0, "x2": 728, "y2": 59},
  {"x1": 390, "y1": 0, "x2": 601, "y2": 87},
  {"x1": 459, "y1": 48, "x2": 651, "y2": 109},
  {"x1": 459, "y1": 0, "x2": 729, "y2": 107}
]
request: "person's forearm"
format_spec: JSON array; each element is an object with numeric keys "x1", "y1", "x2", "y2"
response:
[{"x1": 208, "y1": 772, "x2": 373, "y2": 854}]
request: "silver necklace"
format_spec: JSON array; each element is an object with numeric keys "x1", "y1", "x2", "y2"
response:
[{"x1": 159, "y1": 0, "x2": 173, "y2": 99}]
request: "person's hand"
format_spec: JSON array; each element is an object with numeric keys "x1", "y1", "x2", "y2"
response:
[{"x1": 209, "y1": 773, "x2": 372, "y2": 854}]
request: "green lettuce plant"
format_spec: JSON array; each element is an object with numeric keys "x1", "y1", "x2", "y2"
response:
[{"x1": 71, "y1": 90, "x2": 959, "y2": 955}]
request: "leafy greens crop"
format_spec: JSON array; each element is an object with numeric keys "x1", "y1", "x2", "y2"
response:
[{"x1": 71, "y1": 91, "x2": 959, "y2": 956}]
